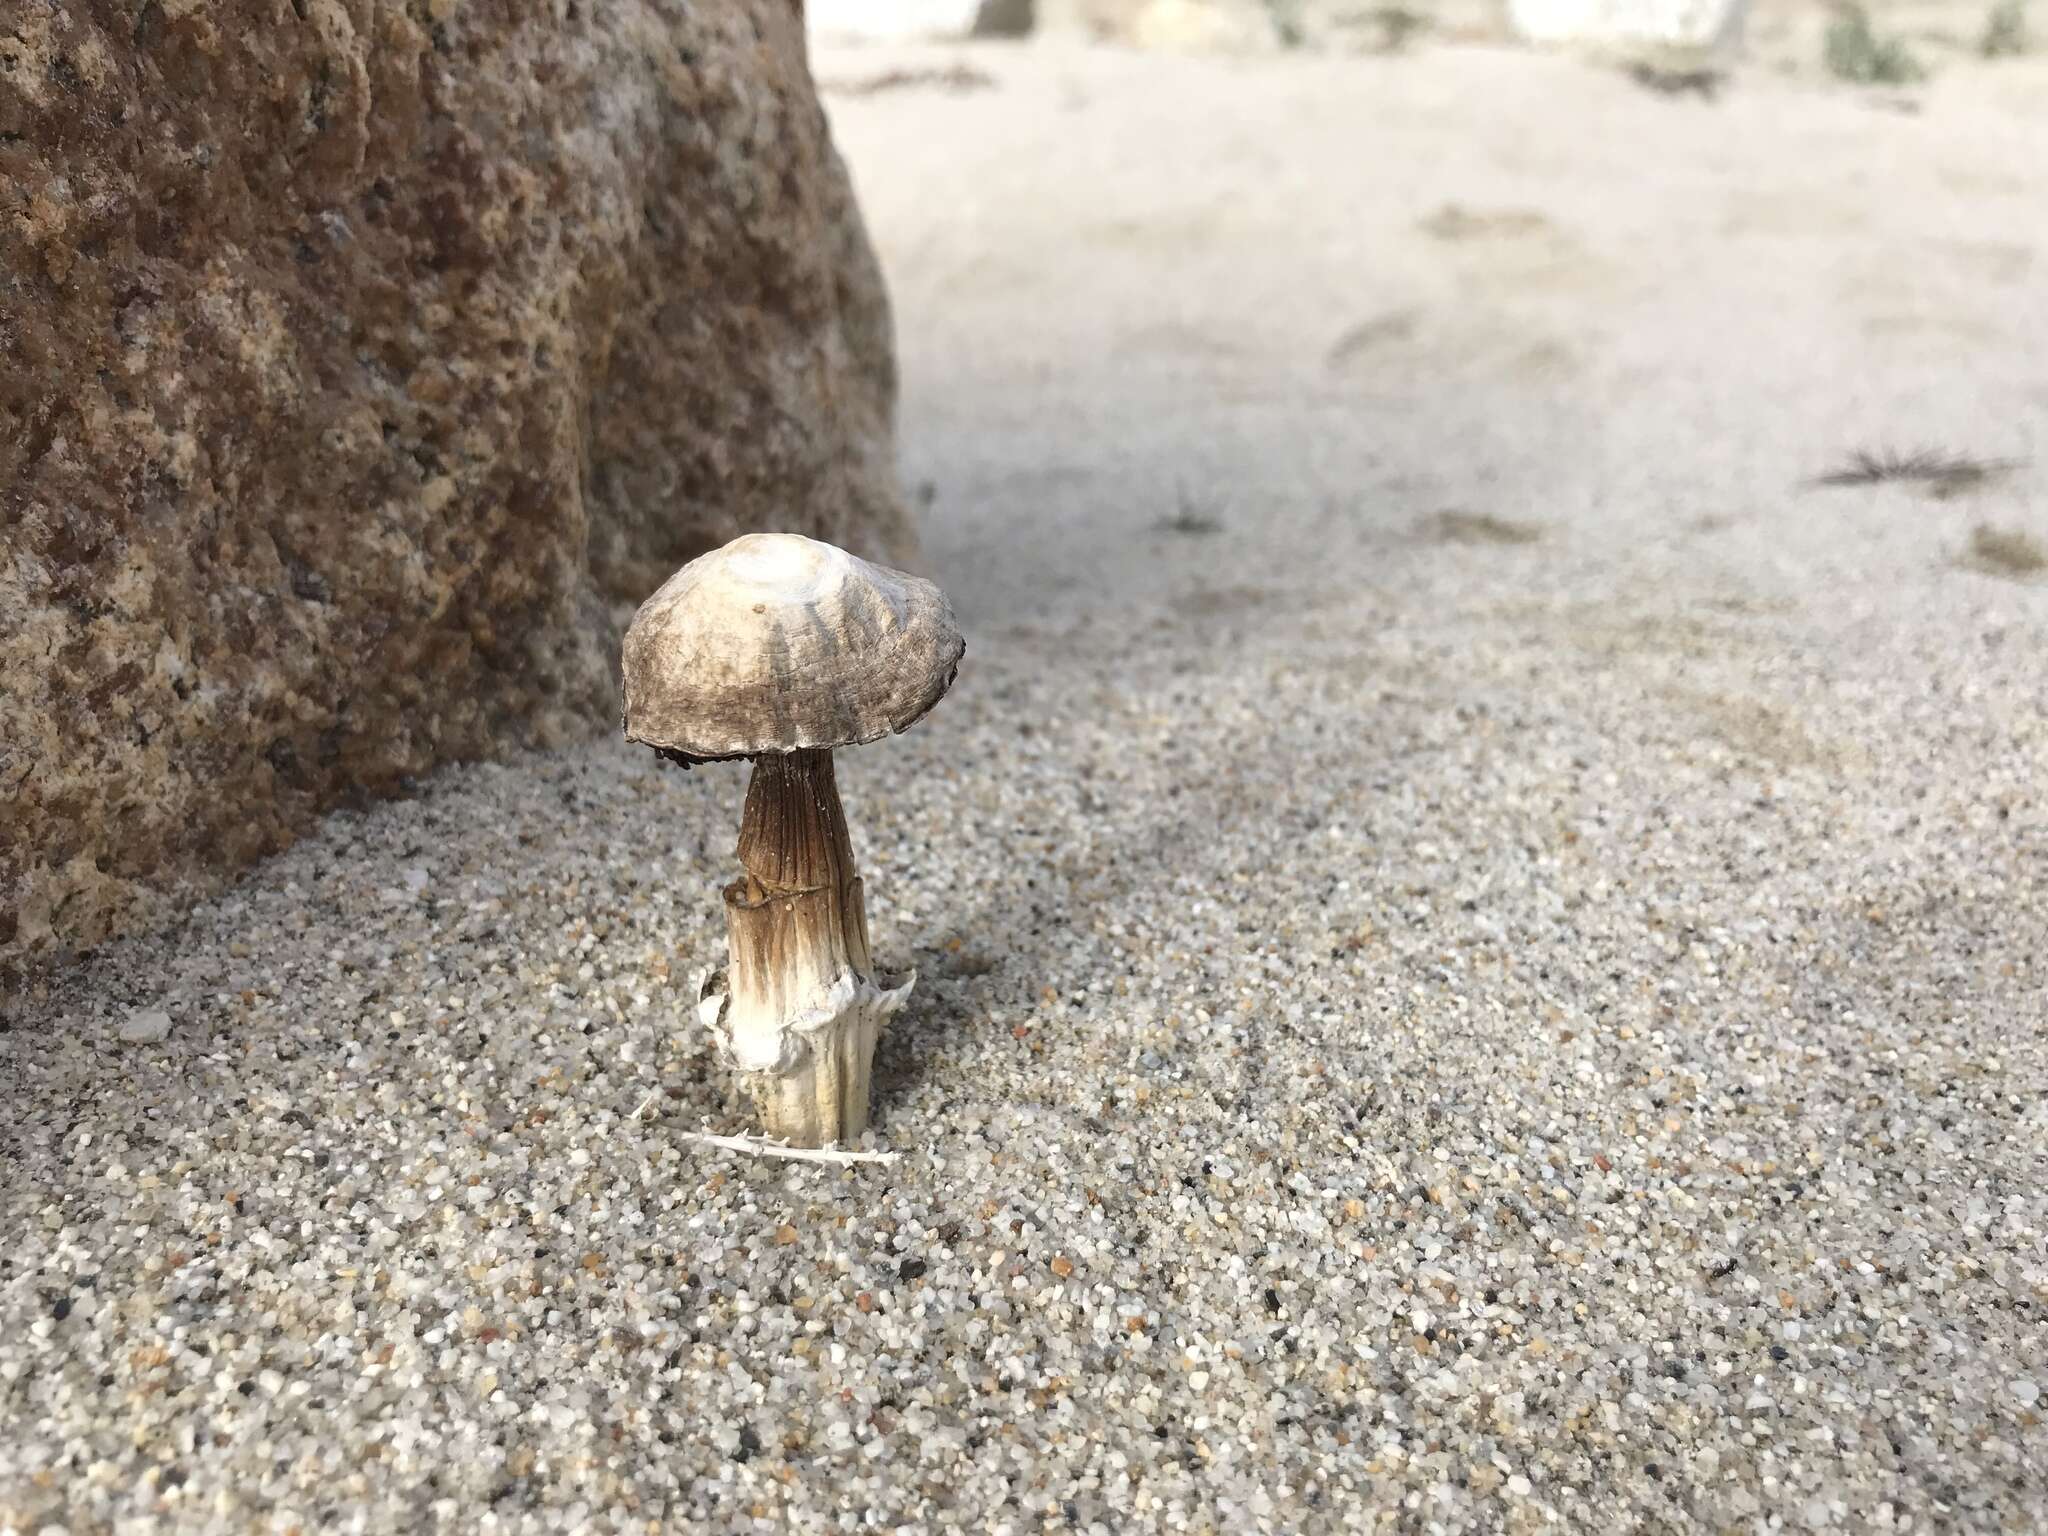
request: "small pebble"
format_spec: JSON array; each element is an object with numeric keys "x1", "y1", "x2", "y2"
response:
[{"x1": 116, "y1": 1009, "x2": 171, "y2": 1045}]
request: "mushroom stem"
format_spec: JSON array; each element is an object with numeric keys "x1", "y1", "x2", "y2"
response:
[
  {"x1": 736, "y1": 748, "x2": 862, "y2": 923},
  {"x1": 704, "y1": 749, "x2": 911, "y2": 1146}
]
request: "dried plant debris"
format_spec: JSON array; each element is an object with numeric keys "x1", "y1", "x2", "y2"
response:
[
  {"x1": 1325, "y1": 309, "x2": 1421, "y2": 369},
  {"x1": 1626, "y1": 61, "x2": 1727, "y2": 98},
  {"x1": 678, "y1": 1130, "x2": 903, "y2": 1166},
  {"x1": 1980, "y1": 0, "x2": 2029, "y2": 56},
  {"x1": 1267, "y1": 0, "x2": 1309, "y2": 47},
  {"x1": 1420, "y1": 204, "x2": 1555, "y2": 241},
  {"x1": 821, "y1": 63, "x2": 996, "y2": 98},
  {"x1": 1810, "y1": 448, "x2": 2017, "y2": 498},
  {"x1": 1824, "y1": 4, "x2": 1927, "y2": 84},
  {"x1": 1962, "y1": 524, "x2": 2048, "y2": 577},
  {"x1": 1156, "y1": 489, "x2": 1225, "y2": 536},
  {"x1": 1356, "y1": 5, "x2": 1432, "y2": 50},
  {"x1": 1423, "y1": 509, "x2": 1544, "y2": 546}
]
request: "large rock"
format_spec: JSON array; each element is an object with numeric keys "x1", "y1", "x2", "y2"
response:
[{"x1": 0, "y1": 0, "x2": 912, "y2": 982}]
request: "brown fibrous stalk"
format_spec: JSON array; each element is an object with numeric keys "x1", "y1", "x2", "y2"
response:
[
  {"x1": 702, "y1": 749, "x2": 909, "y2": 1147},
  {"x1": 736, "y1": 749, "x2": 863, "y2": 917}
]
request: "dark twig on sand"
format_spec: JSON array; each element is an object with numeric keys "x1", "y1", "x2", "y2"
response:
[
  {"x1": 1157, "y1": 486, "x2": 1225, "y2": 536},
  {"x1": 1809, "y1": 448, "x2": 2018, "y2": 499},
  {"x1": 820, "y1": 63, "x2": 996, "y2": 98},
  {"x1": 1626, "y1": 61, "x2": 1726, "y2": 98}
]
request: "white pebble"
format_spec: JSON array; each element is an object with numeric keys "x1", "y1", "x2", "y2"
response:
[{"x1": 117, "y1": 1009, "x2": 172, "y2": 1044}]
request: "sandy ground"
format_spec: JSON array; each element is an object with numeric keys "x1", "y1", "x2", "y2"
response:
[{"x1": 6, "y1": 41, "x2": 2048, "y2": 1536}]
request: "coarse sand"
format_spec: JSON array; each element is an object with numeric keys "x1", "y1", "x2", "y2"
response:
[{"x1": 5, "y1": 40, "x2": 2048, "y2": 1535}]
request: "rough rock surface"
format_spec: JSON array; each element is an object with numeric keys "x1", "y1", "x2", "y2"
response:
[{"x1": 0, "y1": 0, "x2": 911, "y2": 981}]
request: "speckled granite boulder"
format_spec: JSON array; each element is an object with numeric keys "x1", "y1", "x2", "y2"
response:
[{"x1": 0, "y1": 0, "x2": 912, "y2": 981}]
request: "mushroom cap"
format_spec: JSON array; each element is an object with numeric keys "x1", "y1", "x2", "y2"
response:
[{"x1": 621, "y1": 533, "x2": 964, "y2": 762}]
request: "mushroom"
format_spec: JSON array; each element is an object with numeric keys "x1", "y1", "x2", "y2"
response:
[{"x1": 621, "y1": 533, "x2": 964, "y2": 1147}]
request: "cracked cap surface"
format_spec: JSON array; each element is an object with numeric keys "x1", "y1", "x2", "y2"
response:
[{"x1": 621, "y1": 533, "x2": 964, "y2": 762}]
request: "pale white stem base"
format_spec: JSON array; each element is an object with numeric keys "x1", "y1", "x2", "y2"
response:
[
  {"x1": 688, "y1": 748, "x2": 913, "y2": 1148},
  {"x1": 697, "y1": 964, "x2": 913, "y2": 1147}
]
